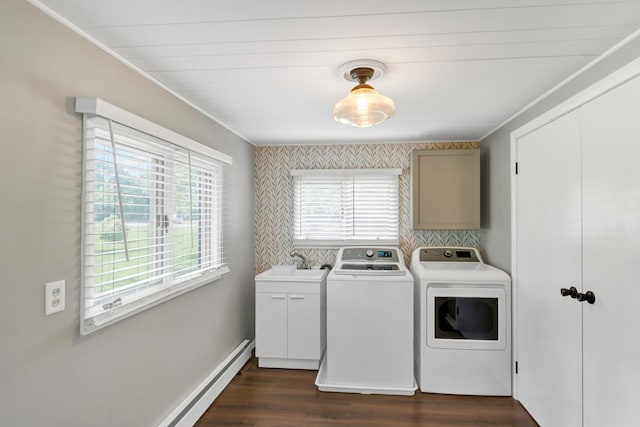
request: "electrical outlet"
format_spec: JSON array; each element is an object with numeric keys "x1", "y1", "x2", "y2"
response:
[{"x1": 45, "y1": 280, "x2": 65, "y2": 316}]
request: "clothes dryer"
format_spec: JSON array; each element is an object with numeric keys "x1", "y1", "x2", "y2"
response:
[{"x1": 411, "y1": 247, "x2": 511, "y2": 396}]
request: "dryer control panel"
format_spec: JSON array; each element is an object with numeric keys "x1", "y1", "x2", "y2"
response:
[
  {"x1": 419, "y1": 247, "x2": 481, "y2": 263},
  {"x1": 340, "y1": 247, "x2": 400, "y2": 262}
]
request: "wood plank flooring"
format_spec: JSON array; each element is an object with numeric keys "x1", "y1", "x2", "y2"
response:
[{"x1": 195, "y1": 358, "x2": 537, "y2": 426}]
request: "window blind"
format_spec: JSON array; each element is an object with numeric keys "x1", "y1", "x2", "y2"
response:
[
  {"x1": 78, "y1": 98, "x2": 230, "y2": 335},
  {"x1": 291, "y1": 169, "x2": 401, "y2": 247}
]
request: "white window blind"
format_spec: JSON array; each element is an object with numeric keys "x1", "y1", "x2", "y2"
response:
[
  {"x1": 291, "y1": 169, "x2": 401, "y2": 247},
  {"x1": 77, "y1": 98, "x2": 231, "y2": 335}
]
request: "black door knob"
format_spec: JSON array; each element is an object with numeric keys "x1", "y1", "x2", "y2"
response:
[
  {"x1": 560, "y1": 286, "x2": 578, "y2": 298},
  {"x1": 577, "y1": 290, "x2": 596, "y2": 304}
]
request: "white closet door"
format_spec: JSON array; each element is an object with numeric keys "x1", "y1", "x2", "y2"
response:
[
  {"x1": 515, "y1": 110, "x2": 583, "y2": 427},
  {"x1": 581, "y1": 75, "x2": 640, "y2": 427}
]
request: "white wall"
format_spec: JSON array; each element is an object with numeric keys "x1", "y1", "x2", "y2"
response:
[
  {"x1": 0, "y1": 1, "x2": 255, "y2": 426},
  {"x1": 480, "y1": 36, "x2": 640, "y2": 273}
]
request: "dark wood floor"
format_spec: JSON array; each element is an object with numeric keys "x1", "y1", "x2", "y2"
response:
[{"x1": 196, "y1": 357, "x2": 537, "y2": 427}]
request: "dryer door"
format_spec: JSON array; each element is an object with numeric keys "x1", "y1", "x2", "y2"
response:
[{"x1": 426, "y1": 285, "x2": 506, "y2": 350}]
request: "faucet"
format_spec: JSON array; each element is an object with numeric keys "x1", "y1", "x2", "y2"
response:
[{"x1": 290, "y1": 251, "x2": 309, "y2": 269}]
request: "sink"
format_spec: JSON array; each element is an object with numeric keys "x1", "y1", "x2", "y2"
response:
[{"x1": 256, "y1": 267, "x2": 328, "y2": 282}]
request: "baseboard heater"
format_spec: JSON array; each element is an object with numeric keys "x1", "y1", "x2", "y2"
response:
[{"x1": 158, "y1": 339, "x2": 254, "y2": 427}]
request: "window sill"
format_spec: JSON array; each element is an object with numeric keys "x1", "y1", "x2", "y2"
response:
[{"x1": 81, "y1": 266, "x2": 229, "y2": 335}]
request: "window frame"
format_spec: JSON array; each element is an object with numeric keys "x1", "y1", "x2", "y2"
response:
[
  {"x1": 290, "y1": 168, "x2": 401, "y2": 248},
  {"x1": 77, "y1": 97, "x2": 232, "y2": 335}
]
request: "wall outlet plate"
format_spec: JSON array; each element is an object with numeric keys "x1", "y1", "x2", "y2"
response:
[{"x1": 45, "y1": 280, "x2": 65, "y2": 316}]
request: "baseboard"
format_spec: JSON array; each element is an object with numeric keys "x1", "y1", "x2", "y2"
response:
[
  {"x1": 158, "y1": 339, "x2": 255, "y2": 427},
  {"x1": 258, "y1": 356, "x2": 319, "y2": 370}
]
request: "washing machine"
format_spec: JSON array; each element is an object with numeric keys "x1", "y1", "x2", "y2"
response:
[
  {"x1": 315, "y1": 246, "x2": 416, "y2": 395},
  {"x1": 411, "y1": 247, "x2": 512, "y2": 396}
]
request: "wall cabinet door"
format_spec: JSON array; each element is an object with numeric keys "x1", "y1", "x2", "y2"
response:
[
  {"x1": 255, "y1": 293, "x2": 288, "y2": 359},
  {"x1": 515, "y1": 111, "x2": 583, "y2": 427},
  {"x1": 287, "y1": 294, "x2": 320, "y2": 360},
  {"x1": 411, "y1": 149, "x2": 480, "y2": 229},
  {"x1": 581, "y1": 75, "x2": 640, "y2": 427}
]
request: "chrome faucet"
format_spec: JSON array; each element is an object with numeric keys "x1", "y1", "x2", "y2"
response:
[{"x1": 290, "y1": 251, "x2": 309, "y2": 269}]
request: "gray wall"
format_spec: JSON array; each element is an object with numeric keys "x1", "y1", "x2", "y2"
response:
[
  {"x1": 0, "y1": 1, "x2": 255, "y2": 426},
  {"x1": 480, "y1": 37, "x2": 640, "y2": 273}
]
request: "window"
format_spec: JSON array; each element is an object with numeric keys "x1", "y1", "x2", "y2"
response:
[
  {"x1": 291, "y1": 169, "x2": 401, "y2": 247},
  {"x1": 77, "y1": 98, "x2": 231, "y2": 335}
]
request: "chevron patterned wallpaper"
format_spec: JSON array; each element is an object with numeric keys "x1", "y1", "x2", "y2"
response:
[{"x1": 255, "y1": 142, "x2": 480, "y2": 272}]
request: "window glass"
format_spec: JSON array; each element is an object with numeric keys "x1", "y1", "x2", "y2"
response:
[
  {"x1": 81, "y1": 114, "x2": 227, "y2": 334},
  {"x1": 292, "y1": 170, "x2": 400, "y2": 247}
]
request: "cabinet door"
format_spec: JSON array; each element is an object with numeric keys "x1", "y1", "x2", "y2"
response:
[
  {"x1": 287, "y1": 294, "x2": 320, "y2": 360},
  {"x1": 411, "y1": 149, "x2": 480, "y2": 229},
  {"x1": 515, "y1": 111, "x2": 582, "y2": 427},
  {"x1": 581, "y1": 75, "x2": 640, "y2": 427},
  {"x1": 255, "y1": 293, "x2": 288, "y2": 359}
]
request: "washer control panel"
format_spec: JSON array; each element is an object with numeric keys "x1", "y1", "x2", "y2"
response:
[
  {"x1": 340, "y1": 247, "x2": 400, "y2": 262},
  {"x1": 419, "y1": 247, "x2": 481, "y2": 262}
]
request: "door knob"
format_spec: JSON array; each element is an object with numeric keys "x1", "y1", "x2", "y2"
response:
[
  {"x1": 560, "y1": 286, "x2": 578, "y2": 298},
  {"x1": 577, "y1": 290, "x2": 596, "y2": 304}
]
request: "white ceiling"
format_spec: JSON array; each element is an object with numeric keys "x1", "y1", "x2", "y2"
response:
[{"x1": 35, "y1": 0, "x2": 640, "y2": 145}]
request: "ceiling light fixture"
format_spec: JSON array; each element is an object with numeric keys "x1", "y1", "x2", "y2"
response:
[{"x1": 333, "y1": 60, "x2": 396, "y2": 128}]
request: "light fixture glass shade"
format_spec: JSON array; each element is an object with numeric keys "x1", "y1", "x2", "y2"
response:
[{"x1": 333, "y1": 84, "x2": 396, "y2": 128}]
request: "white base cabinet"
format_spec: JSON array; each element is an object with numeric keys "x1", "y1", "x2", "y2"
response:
[{"x1": 255, "y1": 272, "x2": 327, "y2": 370}]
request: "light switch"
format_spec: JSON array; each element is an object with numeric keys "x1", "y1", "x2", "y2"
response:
[{"x1": 45, "y1": 280, "x2": 65, "y2": 316}]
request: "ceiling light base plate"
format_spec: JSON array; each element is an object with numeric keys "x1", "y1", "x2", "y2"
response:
[{"x1": 338, "y1": 60, "x2": 386, "y2": 82}]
